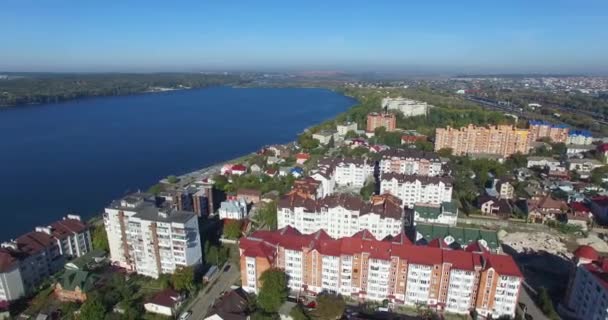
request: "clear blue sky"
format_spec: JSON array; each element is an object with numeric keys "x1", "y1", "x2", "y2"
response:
[{"x1": 1, "y1": 0, "x2": 607, "y2": 74}]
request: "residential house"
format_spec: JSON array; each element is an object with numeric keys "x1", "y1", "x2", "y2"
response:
[
  {"x1": 401, "y1": 134, "x2": 428, "y2": 145},
  {"x1": 334, "y1": 158, "x2": 374, "y2": 187},
  {"x1": 568, "y1": 202, "x2": 592, "y2": 230},
  {"x1": 237, "y1": 189, "x2": 262, "y2": 205},
  {"x1": 528, "y1": 120, "x2": 569, "y2": 143},
  {"x1": 435, "y1": 124, "x2": 530, "y2": 157},
  {"x1": 382, "y1": 97, "x2": 429, "y2": 117},
  {"x1": 526, "y1": 156, "x2": 561, "y2": 170},
  {"x1": 54, "y1": 270, "x2": 98, "y2": 303},
  {"x1": 278, "y1": 167, "x2": 291, "y2": 177},
  {"x1": 295, "y1": 153, "x2": 310, "y2": 165},
  {"x1": 205, "y1": 288, "x2": 250, "y2": 320},
  {"x1": 290, "y1": 167, "x2": 304, "y2": 178},
  {"x1": 567, "y1": 159, "x2": 604, "y2": 178},
  {"x1": 267, "y1": 145, "x2": 292, "y2": 158},
  {"x1": 527, "y1": 194, "x2": 568, "y2": 223},
  {"x1": 144, "y1": 288, "x2": 184, "y2": 317},
  {"x1": 231, "y1": 164, "x2": 247, "y2": 176},
  {"x1": 408, "y1": 202, "x2": 458, "y2": 226},
  {"x1": 477, "y1": 196, "x2": 512, "y2": 219},
  {"x1": 566, "y1": 144, "x2": 595, "y2": 155},
  {"x1": 485, "y1": 178, "x2": 515, "y2": 200},
  {"x1": 103, "y1": 193, "x2": 203, "y2": 278},
  {"x1": 249, "y1": 164, "x2": 262, "y2": 174},
  {"x1": 264, "y1": 168, "x2": 278, "y2": 177},
  {"x1": 312, "y1": 130, "x2": 338, "y2": 145},
  {"x1": 240, "y1": 226, "x2": 520, "y2": 318},
  {"x1": 266, "y1": 156, "x2": 283, "y2": 166},
  {"x1": 219, "y1": 198, "x2": 248, "y2": 220}
]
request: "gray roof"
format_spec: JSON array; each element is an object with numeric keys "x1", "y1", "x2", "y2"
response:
[{"x1": 132, "y1": 206, "x2": 195, "y2": 224}]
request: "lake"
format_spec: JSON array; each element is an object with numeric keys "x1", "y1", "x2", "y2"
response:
[{"x1": 0, "y1": 87, "x2": 355, "y2": 239}]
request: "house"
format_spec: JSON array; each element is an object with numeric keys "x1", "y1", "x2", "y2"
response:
[
  {"x1": 590, "y1": 196, "x2": 608, "y2": 225},
  {"x1": 568, "y1": 202, "x2": 592, "y2": 230},
  {"x1": 205, "y1": 288, "x2": 250, "y2": 320},
  {"x1": 527, "y1": 156, "x2": 561, "y2": 170},
  {"x1": 598, "y1": 144, "x2": 608, "y2": 163},
  {"x1": 295, "y1": 153, "x2": 310, "y2": 165},
  {"x1": 237, "y1": 189, "x2": 262, "y2": 204},
  {"x1": 567, "y1": 144, "x2": 595, "y2": 155},
  {"x1": 266, "y1": 156, "x2": 283, "y2": 165},
  {"x1": 346, "y1": 138, "x2": 368, "y2": 149},
  {"x1": 477, "y1": 196, "x2": 512, "y2": 219},
  {"x1": 336, "y1": 121, "x2": 357, "y2": 136},
  {"x1": 527, "y1": 194, "x2": 568, "y2": 223},
  {"x1": 278, "y1": 167, "x2": 291, "y2": 177},
  {"x1": 54, "y1": 270, "x2": 99, "y2": 303},
  {"x1": 485, "y1": 178, "x2": 514, "y2": 200},
  {"x1": 567, "y1": 159, "x2": 604, "y2": 177},
  {"x1": 264, "y1": 168, "x2": 277, "y2": 177},
  {"x1": 548, "y1": 166, "x2": 570, "y2": 180},
  {"x1": 409, "y1": 202, "x2": 458, "y2": 226},
  {"x1": 290, "y1": 167, "x2": 304, "y2": 178},
  {"x1": 401, "y1": 134, "x2": 427, "y2": 145},
  {"x1": 144, "y1": 288, "x2": 184, "y2": 317},
  {"x1": 221, "y1": 164, "x2": 234, "y2": 176},
  {"x1": 312, "y1": 130, "x2": 338, "y2": 145},
  {"x1": 267, "y1": 145, "x2": 291, "y2": 158},
  {"x1": 249, "y1": 164, "x2": 262, "y2": 174},
  {"x1": 231, "y1": 164, "x2": 247, "y2": 176},
  {"x1": 218, "y1": 198, "x2": 248, "y2": 220}
]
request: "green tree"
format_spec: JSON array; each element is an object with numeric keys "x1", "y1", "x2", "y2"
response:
[
  {"x1": 415, "y1": 140, "x2": 434, "y2": 151},
  {"x1": 79, "y1": 297, "x2": 106, "y2": 320},
  {"x1": 551, "y1": 142, "x2": 567, "y2": 156},
  {"x1": 344, "y1": 130, "x2": 360, "y2": 139},
  {"x1": 298, "y1": 133, "x2": 319, "y2": 151},
  {"x1": 224, "y1": 220, "x2": 243, "y2": 239},
  {"x1": 538, "y1": 287, "x2": 560, "y2": 320},
  {"x1": 257, "y1": 269, "x2": 288, "y2": 313},
  {"x1": 147, "y1": 183, "x2": 164, "y2": 195},
  {"x1": 290, "y1": 305, "x2": 310, "y2": 320},
  {"x1": 313, "y1": 293, "x2": 346, "y2": 320},
  {"x1": 167, "y1": 175, "x2": 179, "y2": 184},
  {"x1": 257, "y1": 201, "x2": 278, "y2": 230},
  {"x1": 91, "y1": 224, "x2": 109, "y2": 252},
  {"x1": 172, "y1": 266, "x2": 195, "y2": 292},
  {"x1": 360, "y1": 181, "x2": 376, "y2": 200},
  {"x1": 437, "y1": 147, "x2": 453, "y2": 157}
]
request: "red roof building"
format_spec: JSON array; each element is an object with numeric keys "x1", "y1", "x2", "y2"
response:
[
  {"x1": 240, "y1": 227, "x2": 522, "y2": 318},
  {"x1": 295, "y1": 153, "x2": 311, "y2": 164},
  {"x1": 565, "y1": 245, "x2": 608, "y2": 319}
]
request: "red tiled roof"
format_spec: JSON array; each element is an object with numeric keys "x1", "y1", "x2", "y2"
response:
[
  {"x1": 241, "y1": 227, "x2": 521, "y2": 276},
  {"x1": 232, "y1": 164, "x2": 247, "y2": 171},
  {"x1": 583, "y1": 259, "x2": 608, "y2": 290},
  {"x1": 147, "y1": 288, "x2": 181, "y2": 308},
  {"x1": 0, "y1": 248, "x2": 19, "y2": 273},
  {"x1": 296, "y1": 153, "x2": 311, "y2": 160},
  {"x1": 15, "y1": 231, "x2": 56, "y2": 255},
  {"x1": 50, "y1": 219, "x2": 87, "y2": 240},
  {"x1": 570, "y1": 202, "x2": 590, "y2": 213},
  {"x1": 574, "y1": 245, "x2": 599, "y2": 261}
]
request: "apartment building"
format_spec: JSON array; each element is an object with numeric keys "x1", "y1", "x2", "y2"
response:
[
  {"x1": 382, "y1": 97, "x2": 429, "y2": 117},
  {"x1": 565, "y1": 245, "x2": 608, "y2": 319},
  {"x1": 239, "y1": 227, "x2": 522, "y2": 318},
  {"x1": 334, "y1": 158, "x2": 374, "y2": 187},
  {"x1": 434, "y1": 125, "x2": 530, "y2": 157},
  {"x1": 277, "y1": 192, "x2": 403, "y2": 240},
  {"x1": 378, "y1": 149, "x2": 444, "y2": 177},
  {"x1": 103, "y1": 193, "x2": 202, "y2": 279},
  {"x1": 0, "y1": 215, "x2": 91, "y2": 303},
  {"x1": 567, "y1": 130, "x2": 593, "y2": 145},
  {"x1": 380, "y1": 173, "x2": 453, "y2": 208},
  {"x1": 408, "y1": 202, "x2": 458, "y2": 226},
  {"x1": 336, "y1": 121, "x2": 358, "y2": 136},
  {"x1": 528, "y1": 120, "x2": 569, "y2": 143},
  {"x1": 367, "y1": 112, "x2": 396, "y2": 133}
]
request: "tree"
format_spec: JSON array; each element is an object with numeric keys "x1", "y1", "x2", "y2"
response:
[
  {"x1": 298, "y1": 133, "x2": 319, "y2": 151},
  {"x1": 172, "y1": 266, "x2": 195, "y2": 292},
  {"x1": 345, "y1": 130, "x2": 359, "y2": 139},
  {"x1": 538, "y1": 287, "x2": 560, "y2": 320},
  {"x1": 167, "y1": 175, "x2": 179, "y2": 184},
  {"x1": 257, "y1": 269, "x2": 288, "y2": 313},
  {"x1": 91, "y1": 224, "x2": 109, "y2": 252},
  {"x1": 147, "y1": 183, "x2": 164, "y2": 195},
  {"x1": 313, "y1": 293, "x2": 346, "y2": 320},
  {"x1": 79, "y1": 298, "x2": 106, "y2": 320},
  {"x1": 551, "y1": 142, "x2": 567, "y2": 156},
  {"x1": 360, "y1": 181, "x2": 376, "y2": 200},
  {"x1": 437, "y1": 147, "x2": 453, "y2": 157},
  {"x1": 224, "y1": 220, "x2": 243, "y2": 239},
  {"x1": 290, "y1": 305, "x2": 310, "y2": 320},
  {"x1": 257, "y1": 201, "x2": 278, "y2": 230},
  {"x1": 415, "y1": 140, "x2": 434, "y2": 152}
]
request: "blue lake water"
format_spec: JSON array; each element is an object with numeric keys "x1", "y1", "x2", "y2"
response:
[{"x1": 0, "y1": 87, "x2": 355, "y2": 239}]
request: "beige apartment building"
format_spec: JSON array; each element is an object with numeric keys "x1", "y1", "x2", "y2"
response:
[{"x1": 434, "y1": 125, "x2": 530, "y2": 157}]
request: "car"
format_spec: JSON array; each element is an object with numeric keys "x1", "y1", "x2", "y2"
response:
[
  {"x1": 223, "y1": 264, "x2": 231, "y2": 272},
  {"x1": 178, "y1": 311, "x2": 192, "y2": 320}
]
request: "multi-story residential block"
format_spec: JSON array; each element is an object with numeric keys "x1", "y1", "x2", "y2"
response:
[
  {"x1": 378, "y1": 149, "x2": 444, "y2": 176},
  {"x1": 333, "y1": 158, "x2": 374, "y2": 187},
  {"x1": 312, "y1": 130, "x2": 338, "y2": 145},
  {"x1": 407, "y1": 202, "x2": 458, "y2": 226},
  {"x1": 336, "y1": 121, "x2": 358, "y2": 136},
  {"x1": 380, "y1": 173, "x2": 453, "y2": 208},
  {"x1": 0, "y1": 215, "x2": 91, "y2": 303},
  {"x1": 434, "y1": 125, "x2": 530, "y2": 157},
  {"x1": 218, "y1": 198, "x2": 248, "y2": 220},
  {"x1": 239, "y1": 227, "x2": 522, "y2": 318},
  {"x1": 382, "y1": 97, "x2": 429, "y2": 117},
  {"x1": 564, "y1": 245, "x2": 608, "y2": 319},
  {"x1": 567, "y1": 130, "x2": 593, "y2": 145},
  {"x1": 366, "y1": 112, "x2": 396, "y2": 133},
  {"x1": 528, "y1": 120, "x2": 569, "y2": 143},
  {"x1": 277, "y1": 193, "x2": 403, "y2": 240},
  {"x1": 103, "y1": 193, "x2": 202, "y2": 278}
]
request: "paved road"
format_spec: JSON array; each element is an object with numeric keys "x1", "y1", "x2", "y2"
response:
[
  {"x1": 519, "y1": 283, "x2": 550, "y2": 320},
  {"x1": 183, "y1": 263, "x2": 240, "y2": 320}
]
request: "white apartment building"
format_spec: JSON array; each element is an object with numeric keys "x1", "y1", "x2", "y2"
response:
[
  {"x1": 218, "y1": 198, "x2": 248, "y2": 220},
  {"x1": 567, "y1": 130, "x2": 593, "y2": 145},
  {"x1": 382, "y1": 97, "x2": 429, "y2": 117},
  {"x1": 240, "y1": 228, "x2": 523, "y2": 319},
  {"x1": 336, "y1": 122, "x2": 358, "y2": 136},
  {"x1": 378, "y1": 149, "x2": 443, "y2": 176},
  {"x1": 0, "y1": 215, "x2": 91, "y2": 303},
  {"x1": 334, "y1": 158, "x2": 374, "y2": 187},
  {"x1": 104, "y1": 193, "x2": 202, "y2": 278},
  {"x1": 277, "y1": 193, "x2": 404, "y2": 240},
  {"x1": 380, "y1": 174, "x2": 453, "y2": 208}
]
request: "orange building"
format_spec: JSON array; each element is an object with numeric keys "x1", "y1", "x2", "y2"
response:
[
  {"x1": 366, "y1": 112, "x2": 396, "y2": 132},
  {"x1": 434, "y1": 124, "x2": 530, "y2": 157},
  {"x1": 527, "y1": 120, "x2": 569, "y2": 143},
  {"x1": 239, "y1": 227, "x2": 522, "y2": 318}
]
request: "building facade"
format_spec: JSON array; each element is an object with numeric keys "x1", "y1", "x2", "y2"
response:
[
  {"x1": 382, "y1": 97, "x2": 429, "y2": 117},
  {"x1": 366, "y1": 112, "x2": 396, "y2": 133},
  {"x1": 218, "y1": 198, "x2": 248, "y2": 220},
  {"x1": 380, "y1": 173, "x2": 453, "y2": 208},
  {"x1": 103, "y1": 193, "x2": 202, "y2": 278},
  {"x1": 378, "y1": 149, "x2": 444, "y2": 177},
  {"x1": 334, "y1": 158, "x2": 374, "y2": 187},
  {"x1": 565, "y1": 246, "x2": 608, "y2": 320},
  {"x1": 239, "y1": 227, "x2": 522, "y2": 318},
  {"x1": 277, "y1": 193, "x2": 403, "y2": 240},
  {"x1": 567, "y1": 130, "x2": 593, "y2": 145},
  {"x1": 528, "y1": 120, "x2": 569, "y2": 143},
  {"x1": 336, "y1": 122, "x2": 358, "y2": 136},
  {"x1": 434, "y1": 125, "x2": 530, "y2": 157},
  {"x1": 408, "y1": 202, "x2": 458, "y2": 226}
]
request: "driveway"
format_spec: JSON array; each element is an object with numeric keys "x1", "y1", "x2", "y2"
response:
[{"x1": 183, "y1": 263, "x2": 241, "y2": 320}]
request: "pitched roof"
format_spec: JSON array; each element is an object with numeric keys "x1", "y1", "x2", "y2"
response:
[
  {"x1": 147, "y1": 288, "x2": 182, "y2": 308},
  {"x1": 206, "y1": 289, "x2": 250, "y2": 320},
  {"x1": 0, "y1": 248, "x2": 20, "y2": 273},
  {"x1": 57, "y1": 270, "x2": 98, "y2": 292},
  {"x1": 50, "y1": 219, "x2": 87, "y2": 240}
]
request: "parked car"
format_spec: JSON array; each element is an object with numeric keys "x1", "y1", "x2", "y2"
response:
[{"x1": 178, "y1": 310, "x2": 192, "y2": 320}]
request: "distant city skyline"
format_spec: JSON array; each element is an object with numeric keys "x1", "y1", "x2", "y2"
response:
[{"x1": 1, "y1": 0, "x2": 607, "y2": 74}]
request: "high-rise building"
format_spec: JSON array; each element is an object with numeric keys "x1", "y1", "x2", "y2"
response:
[
  {"x1": 434, "y1": 125, "x2": 530, "y2": 157},
  {"x1": 528, "y1": 120, "x2": 569, "y2": 143},
  {"x1": 564, "y1": 245, "x2": 608, "y2": 319},
  {"x1": 366, "y1": 112, "x2": 396, "y2": 132},
  {"x1": 380, "y1": 173, "x2": 453, "y2": 208},
  {"x1": 378, "y1": 149, "x2": 444, "y2": 176},
  {"x1": 103, "y1": 193, "x2": 202, "y2": 279},
  {"x1": 240, "y1": 227, "x2": 522, "y2": 318}
]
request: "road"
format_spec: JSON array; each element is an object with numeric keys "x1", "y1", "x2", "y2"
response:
[
  {"x1": 519, "y1": 282, "x2": 550, "y2": 320},
  {"x1": 183, "y1": 263, "x2": 241, "y2": 320}
]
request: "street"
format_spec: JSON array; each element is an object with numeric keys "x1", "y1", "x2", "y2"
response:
[
  {"x1": 182, "y1": 262, "x2": 241, "y2": 320},
  {"x1": 518, "y1": 283, "x2": 550, "y2": 320}
]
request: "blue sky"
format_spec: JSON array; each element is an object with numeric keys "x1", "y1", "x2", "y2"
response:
[{"x1": 1, "y1": 0, "x2": 607, "y2": 74}]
